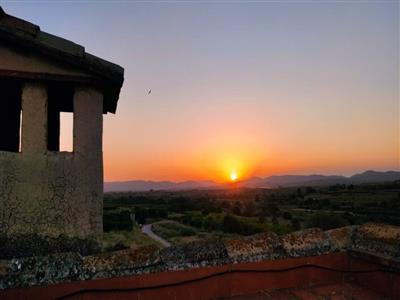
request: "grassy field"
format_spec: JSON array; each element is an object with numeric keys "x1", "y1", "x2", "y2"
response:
[
  {"x1": 152, "y1": 220, "x2": 199, "y2": 245},
  {"x1": 152, "y1": 220, "x2": 242, "y2": 245},
  {"x1": 103, "y1": 226, "x2": 162, "y2": 251}
]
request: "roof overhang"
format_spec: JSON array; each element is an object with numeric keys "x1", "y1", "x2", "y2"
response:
[{"x1": 0, "y1": 6, "x2": 124, "y2": 114}]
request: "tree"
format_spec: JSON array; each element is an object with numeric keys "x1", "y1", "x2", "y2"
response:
[
  {"x1": 103, "y1": 210, "x2": 132, "y2": 232},
  {"x1": 307, "y1": 212, "x2": 348, "y2": 230},
  {"x1": 297, "y1": 188, "x2": 304, "y2": 198},
  {"x1": 243, "y1": 201, "x2": 256, "y2": 217},
  {"x1": 232, "y1": 202, "x2": 242, "y2": 215},
  {"x1": 266, "y1": 200, "x2": 279, "y2": 219},
  {"x1": 135, "y1": 207, "x2": 147, "y2": 225},
  {"x1": 305, "y1": 186, "x2": 316, "y2": 194},
  {"x1": 259, "y1": 196, "x2": 280, "y2": 225},
  {"x1": 223, "y1": 214, "x2": 241, "y2": 233}
]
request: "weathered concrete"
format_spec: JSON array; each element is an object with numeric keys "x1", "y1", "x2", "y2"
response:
[
  {"x1": 0, "y1": 84, "x2": 104, "y2": 258},
  {"x1": 0, "y1": 9, "x2": 124, "y2": 113},
  {"x1": 73, "y1": 87, "x2": 104, "y2": 240},
  {"x1": 21, "y1": 83, "x2": 47, "y2": 154},
  {"x1": 0, "y1": 44, "x2": 93, "y2": 79},
  {"x1": 0, "y1": 7, "x2": 123, "y2": 260}
]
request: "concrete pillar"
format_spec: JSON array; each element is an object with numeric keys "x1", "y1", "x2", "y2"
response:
[
  {"x1": 73, "y1": 87, "x2": 103, "y2": 238},
  {"x1": 21, "y1": 82, "x2": 47, "y2": 154},
  {"x1": 73, "y1": 87, "x2": 103, "y2": 155}
]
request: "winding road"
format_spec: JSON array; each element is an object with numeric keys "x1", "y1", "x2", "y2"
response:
[{"x1": 142, "y1": 224, "x2": 171, "y2": 247}]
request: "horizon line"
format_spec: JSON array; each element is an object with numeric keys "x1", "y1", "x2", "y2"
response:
[{"x1": 104, "y1": 169, "x2": 400, "y2": 183}]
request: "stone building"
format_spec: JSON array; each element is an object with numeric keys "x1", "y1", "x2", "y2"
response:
[{"x1": 0, "y1": 7, "x2": 124, "y2": 257}]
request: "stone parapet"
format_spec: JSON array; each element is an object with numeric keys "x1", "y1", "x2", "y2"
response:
[{"x1": 1, "y1": 222, "x2": 399, "y2": 290}]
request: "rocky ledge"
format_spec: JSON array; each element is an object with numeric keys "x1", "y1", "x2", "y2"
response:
[{"x1": 1, "y1": 222, "x2": 399, "y2": 290}]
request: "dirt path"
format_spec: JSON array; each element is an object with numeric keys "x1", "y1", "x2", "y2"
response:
[{"x1": 141, "y1": 224, "x2": 171, "y2": 247}]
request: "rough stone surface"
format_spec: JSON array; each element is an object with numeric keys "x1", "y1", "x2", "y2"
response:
[
  {"x1": 159, "y1": 239, "x2": 229, "y2": 268},
  {"x1": 281, "y1": 228, "x2": 331, "y2": 257},
  {"x1": 1, "y1": 223, "x2": 399, "y2": 290},
  {"x1": 83, "y1": 245, "x2": 161, "y2": 280},
  {"x1": 351, "y1": 223, "x2": 400, "y2": 258},
  {"x1": 0, "y1": 252, "x2": 83, "y2": 290},
  {"x1": 224, "y1": 232, "x2": 283, "y2": 262},
  {"x1": 0, "y1": 84, "x2": 104, "y2": 259},
  {"x1": 326, "y1": 226, "x2": 355, "y2": 251},
  {"x1": 21, "y1": 83, "x2": 47, "y2": 154},
  {"x1": 0, "y1": 234, "x2": 100, "y2": 260}
]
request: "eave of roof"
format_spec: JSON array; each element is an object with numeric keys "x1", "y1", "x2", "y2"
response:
[{"x1": 0, "y1": 6, "x2": 124, "y2": 114}]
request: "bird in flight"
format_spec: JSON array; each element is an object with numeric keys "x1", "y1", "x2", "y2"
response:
[{"x1": 148, "y1": 89, "x2": 151, "y2": 95}]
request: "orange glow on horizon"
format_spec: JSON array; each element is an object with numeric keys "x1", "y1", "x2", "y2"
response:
[{"x1": 102, "y1": 108, "x2": 398, "y2": 182}]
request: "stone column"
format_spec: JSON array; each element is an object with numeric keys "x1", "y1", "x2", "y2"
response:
[
  {"x1": 73, "y1": 87, "x2": 103, "y2": 155},
  {"x1": 73, "y1": 87, "x2": 103, "y2": 241},
  {"x1": 21, "y1": 82, "x2": 48, "y2": 155}
]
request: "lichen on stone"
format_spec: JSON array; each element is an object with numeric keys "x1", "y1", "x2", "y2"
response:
[
  {"x1": 1, "y1": 223, "x2": 400, "y2": 291},
  {"x1": 280, "y1": 228, "x2": 331, "y2": 257},
  {"x1": 351, "y1": 223, "x2": 400, "y2": 258},
  {"x1": 224, "y1": 232, "x2": 283, "y2": 262}
]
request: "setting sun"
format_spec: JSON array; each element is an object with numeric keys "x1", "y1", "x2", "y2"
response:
[{"x1": 230, "y1": 170, "x2": 238, "y2": 181}]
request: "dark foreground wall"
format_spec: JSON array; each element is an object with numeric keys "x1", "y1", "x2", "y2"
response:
[
  {"x1": 1, "y1": 252, "x2": 399, "y2": 300},
  {"x1": 1, "y1": 223, "x2": 400, "y2": 299}
]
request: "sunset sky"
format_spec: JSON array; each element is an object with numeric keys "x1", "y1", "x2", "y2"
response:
[{"x1": 3, "y1": 1, "x2": 399, "y2": 182}]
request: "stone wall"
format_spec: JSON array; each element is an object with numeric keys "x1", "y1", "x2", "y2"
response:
[
  {"x1": 0, "y1": 83, "x2": 103, "y2": 258},
  {"x1": 1, "y1": 223, "x2": 399, "y2": 290}
]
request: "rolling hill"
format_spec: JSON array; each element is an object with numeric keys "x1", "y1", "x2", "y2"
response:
[{"x1": 104, "y1": 170, "x2": 400, "y2": 192}]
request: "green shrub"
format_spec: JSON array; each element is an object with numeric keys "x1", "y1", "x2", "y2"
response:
[
  {"x1": 239, "y1": 221, "x2": 264, "y2": 235},
  {"x1": 306, "y1": 212, "x2": 348, "y2": 230},
  {"x1": 223, "y1": 214, "x2": 241, "y2": 233},
  {"x1": 103, "y1": 210, "x2": 132, "y2": 232},
  {"x1": 152, "y1": 221, "x2": 197, "y2": 240}
]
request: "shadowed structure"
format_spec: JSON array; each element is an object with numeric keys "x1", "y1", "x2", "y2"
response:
[{"x1": 0, "y1": 6, "x2": 124, "y2": 256}]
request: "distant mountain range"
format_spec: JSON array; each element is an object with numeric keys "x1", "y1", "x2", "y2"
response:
[
  {"x1": 104, "y1": 170, "x2": 400, "y2": 192},
  {"x1": 104, "y1": 180, "x2": 219, "y2": 192}
]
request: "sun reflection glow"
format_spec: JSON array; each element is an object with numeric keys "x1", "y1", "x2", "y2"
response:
[{"x1": 230, "y1": 170, "x2": 238, "y2": 181}]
